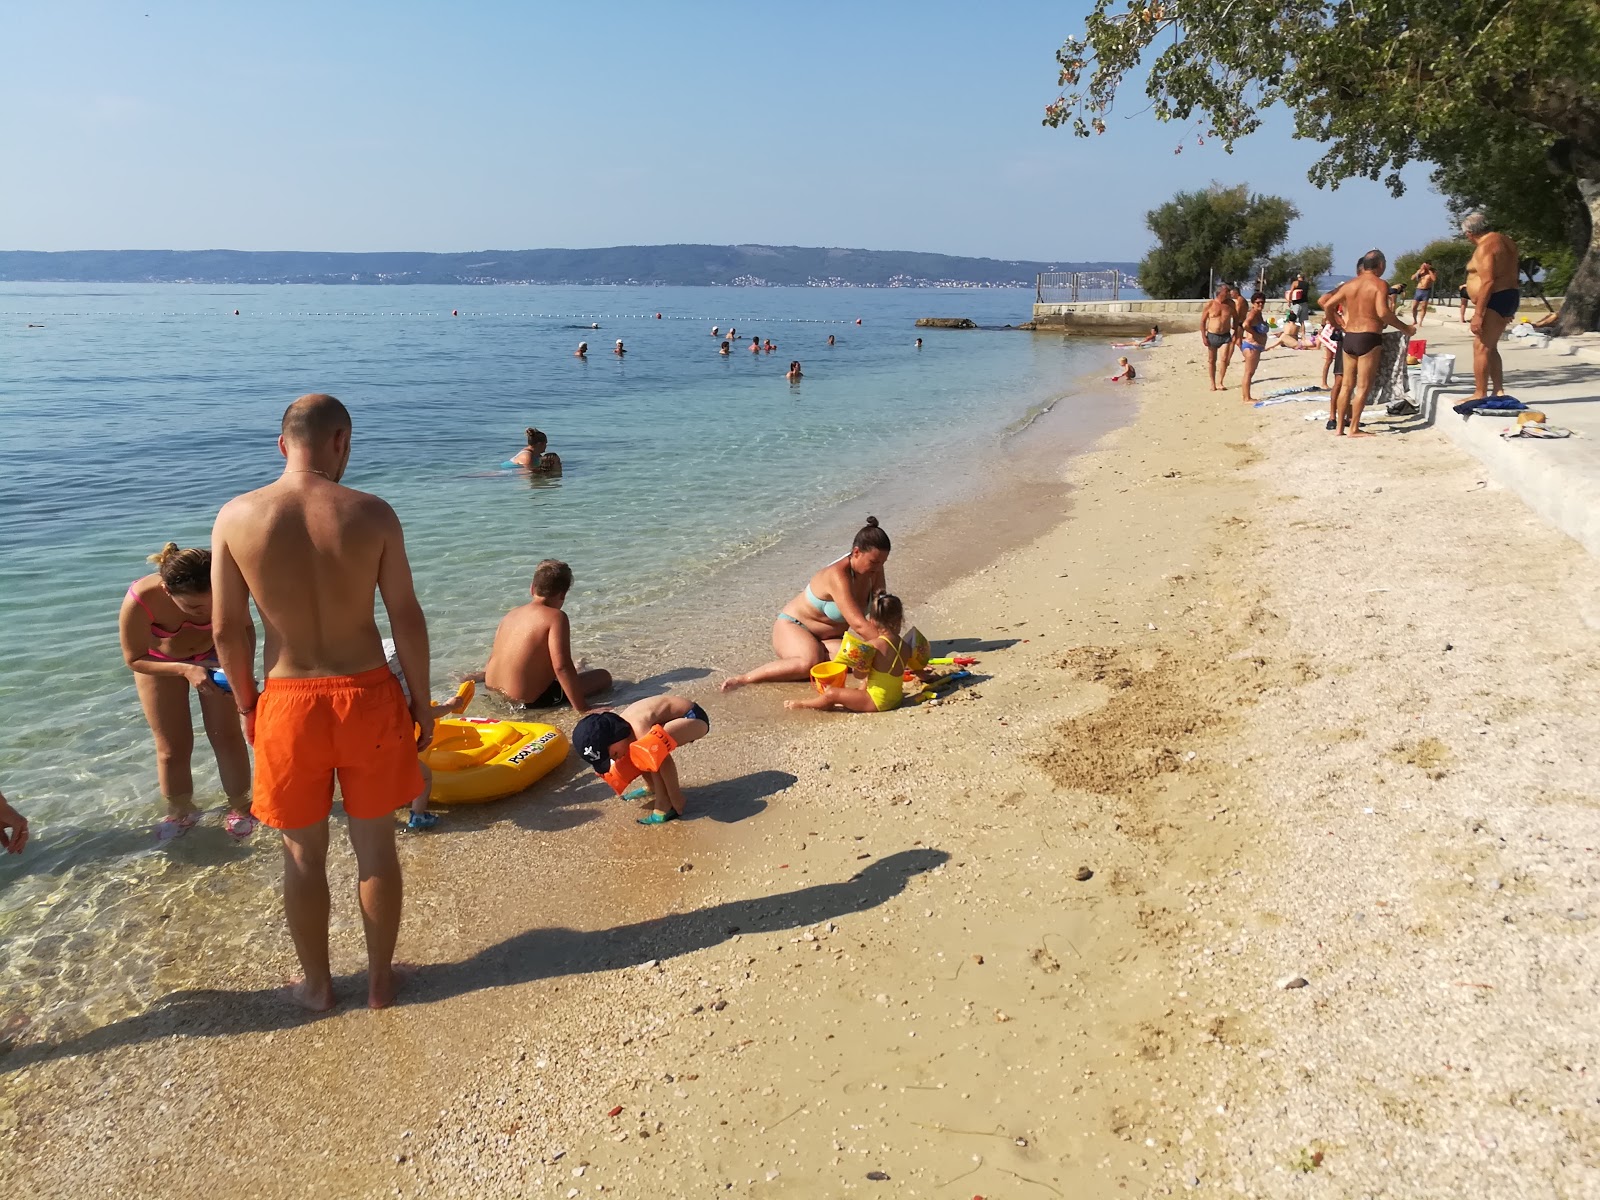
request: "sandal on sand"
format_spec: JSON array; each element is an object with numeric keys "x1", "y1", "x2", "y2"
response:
[
  {"x1": 406, "y1": 811, "x2": 441, "y2": 832},
  {"x1": 637, "y1": 810, "x2": 679, "y2": 826},
  {"x1": 223, "y1": 810, "x2": 259, "y2": 840},
  {"x1": 155, "y1": 812, "x2": 200, "y2": 842}
]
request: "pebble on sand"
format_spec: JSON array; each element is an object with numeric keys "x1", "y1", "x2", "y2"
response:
[{"x1": 1276, "y1": 976, "x2": 1310, "y2": 990}]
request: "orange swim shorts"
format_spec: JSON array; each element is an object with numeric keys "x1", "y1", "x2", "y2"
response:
[{"x1": 252, "y1": 666, "x2": 422, "y2": 830}]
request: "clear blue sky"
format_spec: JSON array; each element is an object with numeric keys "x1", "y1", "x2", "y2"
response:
[{"x1": 0, "y1": 1, "x2": 1450, "y2": 269}]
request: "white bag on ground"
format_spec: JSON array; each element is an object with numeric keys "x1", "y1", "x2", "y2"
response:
[{"x1": 1419, "y1": 353, "x2": 1456, "y2": 385}]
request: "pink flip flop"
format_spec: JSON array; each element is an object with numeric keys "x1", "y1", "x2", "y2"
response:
[{"x1": 224, "y1": 810, "x2": 259, "y2": 840}]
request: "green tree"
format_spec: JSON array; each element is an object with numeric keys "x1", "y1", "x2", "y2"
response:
[
  {"x1": 1430, "y1": 137, "x2": 1582, "y2": 295},
  {"x1": 1264, "y1": 244, "x2": 1333, "y2": 294},
  {"x1": 1043, "y1": 1, "x2": 1600, "y2": 334},
  {"x1": 1138, "y1": 183, "x2": 1329, "y2": 298}
]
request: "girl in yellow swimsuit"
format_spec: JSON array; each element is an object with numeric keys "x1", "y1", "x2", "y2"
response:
[{"x1": 783, "y1": 593, "x2": 927, "y2": 714}]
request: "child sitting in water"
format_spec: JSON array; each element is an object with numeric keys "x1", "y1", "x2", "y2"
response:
[
  {"x1": 784, "y1": 593, "x2": 931, "y2": 715},
  {"x1": 1110, "y1": 357, "x2": 1137, "y2": 383},
  {"x1": 574, "y1": 696, "x2": 711, "y2": 825}
]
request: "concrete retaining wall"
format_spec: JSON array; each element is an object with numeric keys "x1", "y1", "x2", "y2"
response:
[{"x1": 1030, "y1": 299, "x2": 1210, "y2": 335}]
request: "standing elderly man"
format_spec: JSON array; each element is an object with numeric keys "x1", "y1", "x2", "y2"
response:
[
  {"x1": 1317, "y1": 250, "x2": 1417, "y2": 438},
  {"x1": 1462, "y1": 212, "x2": 1521, "y2": 401},
  {"x1": 212, "y1": 393, "x2": 433, "y2": 1012},
  {"x1": 1200, "y1": 283, "x2": 1237, "y2": 392}
]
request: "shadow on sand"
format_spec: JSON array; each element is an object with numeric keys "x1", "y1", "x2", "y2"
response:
[{"x1": 6, "y1": 847, "x2": 948, "y2": 1071}]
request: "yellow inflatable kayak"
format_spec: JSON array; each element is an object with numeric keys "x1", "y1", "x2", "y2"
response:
[{"x1": 421, "y1": 716, "x2": 568, "y2": 804}]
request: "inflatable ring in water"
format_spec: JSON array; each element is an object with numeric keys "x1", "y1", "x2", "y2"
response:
[{"x1": 421, "y1": 717, "x2": 569, "y2": 804}]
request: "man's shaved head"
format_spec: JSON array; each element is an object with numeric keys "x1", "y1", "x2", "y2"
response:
[{"x1": 281, "y1": 393, "x2": 352, "y2": 446}]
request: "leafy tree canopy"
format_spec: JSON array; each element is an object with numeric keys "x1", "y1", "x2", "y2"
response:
[
  {"x1": 1138, "y1": 183, "x2": 1329, "y2": 299},
  {"x1": 1044, "y1": 0, "x2": 1600, "y2": 332}
]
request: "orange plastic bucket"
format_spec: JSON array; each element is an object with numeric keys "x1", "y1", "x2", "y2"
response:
[{"x1": 810, "y1": 662, "x2": 847, "y2": 693}]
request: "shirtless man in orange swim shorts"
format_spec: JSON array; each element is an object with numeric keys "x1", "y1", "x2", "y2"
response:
[{"x1": 212, "y1": 394, "x2": 432, "y2": 1011}]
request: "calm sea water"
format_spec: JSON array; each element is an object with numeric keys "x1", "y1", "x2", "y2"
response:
[{"x1": 0, "y1": 282, "x2": 1103, "y2": 1035}]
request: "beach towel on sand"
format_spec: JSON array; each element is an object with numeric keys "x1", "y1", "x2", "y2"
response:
[{"x1": 1454, "y1": 396, "x2": 1528, "y2": 416}]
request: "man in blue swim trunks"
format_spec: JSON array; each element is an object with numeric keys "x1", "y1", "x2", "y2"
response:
[
  {"x1": 1463, "y1": 211, "x2": 1521, "y2": 402},
  {"x1": 1200, "y1": 284, "x2": 1237, "y2": 392},
  {"x1": 1409, "y1": 261, "x2": 1437, "y2": 326}
]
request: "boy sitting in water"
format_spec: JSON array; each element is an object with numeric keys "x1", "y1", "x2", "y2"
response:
[
  {"x1": 574, "y1": 696, "x2": 711, "y2": 825},
  {"x1": 478, "y1": 559, "x2": 612, "y2": 711},
  {"x1": 1110, "y1": 357, "x2": 1137, "y2": 383}
]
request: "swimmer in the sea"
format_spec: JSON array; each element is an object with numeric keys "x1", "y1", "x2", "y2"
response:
[
  {"x1": 711, "y1": 325, "x2": 720, "y2": 338},
  {"x1": 827, "y1": 334, "x2": 836, "y2": 346},
  {"x1": 750, "y1": 337, "x2": 761, "y2": 354},
  {"x1": 574, "y1": 341, "x2": 588, "y2": 359},
  {"x1": 763, "y1": 339, "x2": 775, "y2": 353},
  {"x1": 719, "y1": 340, "x2": 731, "y2": 356},
  {"x1": 915, "y1": 338, "x2": 923, "y2": 349},
  {"x1": 508, "y1": 427, "x2": 561, "y2": 473},
  {"x1": 614, "y1": 339, "x2": 626, "y2": 356},
  {"x1": 786, "y1": 360, "x2": 803, "y2": 381}
]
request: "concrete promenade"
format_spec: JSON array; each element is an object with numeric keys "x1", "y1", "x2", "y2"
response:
[{"x1": 1408, "y1": 319, "x2": 1600, "y2": 558}]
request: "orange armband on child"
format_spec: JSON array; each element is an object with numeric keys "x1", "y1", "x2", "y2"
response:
[
  {"x1": 601, "y1": 757, "x2": 642, "y2": 795},
  {"x1": 628, "y1": 724, "x2": 678, "y2": 771},
  {"x1": 599, "y1": 725, "x2": 679, "y2": 795}
]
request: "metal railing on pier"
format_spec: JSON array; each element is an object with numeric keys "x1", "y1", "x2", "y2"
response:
[{"x1": 1036, "y1": 270, "x2": 1126, "y2": 303}]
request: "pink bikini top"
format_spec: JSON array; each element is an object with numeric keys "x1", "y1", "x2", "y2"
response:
[{"x1": 127, "y1": 583, "x2": 212, "y2": 639}]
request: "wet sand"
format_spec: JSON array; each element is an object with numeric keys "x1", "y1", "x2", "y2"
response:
[{"x1": 6, "y1": 331, "x2": 1598, "y2": 1197}]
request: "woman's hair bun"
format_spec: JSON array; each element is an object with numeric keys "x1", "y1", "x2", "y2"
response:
[
  {"x1": 146, "y1": 541, "x2": 180, "y2": 566},
  {"x1": 864, "y1": 515, "x2": 879, "y2": 527}
]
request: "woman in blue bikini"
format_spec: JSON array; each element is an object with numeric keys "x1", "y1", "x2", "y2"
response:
[
  {"x1": 720, "y1": 516, "x2": 891, "y2": 691},
  {"x1": 1238, "y1": 294, "x2": 1271, "y2": 404}
]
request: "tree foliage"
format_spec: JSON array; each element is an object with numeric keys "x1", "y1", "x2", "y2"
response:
[
  {"x1": 1138, "y1": 183, "x2": 1329, "y2": 298},
  {"x1": 1044, "y1": 0, "x2": 1600, "y2": 332}
]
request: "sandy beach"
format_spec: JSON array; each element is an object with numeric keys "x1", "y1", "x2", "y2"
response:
[{"x1": 5, "y1": 325, "x2": 1598, "y2": 1198}]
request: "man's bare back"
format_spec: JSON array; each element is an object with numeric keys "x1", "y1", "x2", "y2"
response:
[
  {"x1": 1320, "y1": 271, "x2": 1395, "y2": 334},
  {"x1": 216, "y1": 477, "x2": 396, "y2": 679}
]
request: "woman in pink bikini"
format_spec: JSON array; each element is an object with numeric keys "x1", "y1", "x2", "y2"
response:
[{"x1": 119, "y1": 543, "x2": 254, "y2": 840}]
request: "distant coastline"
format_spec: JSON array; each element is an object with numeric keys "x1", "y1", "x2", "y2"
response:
[{"x1": 0, "y1": 244, "x2": 1136, "y2": 288}]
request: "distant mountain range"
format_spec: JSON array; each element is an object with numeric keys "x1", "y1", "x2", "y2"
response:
[{"x1": 0, "y1": 245, "x2": 1135, "y2": 288}]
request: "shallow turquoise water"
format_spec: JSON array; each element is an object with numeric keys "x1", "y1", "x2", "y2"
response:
[{"x1": 0, "y1": 283, "x2": 1100, "y2": 1031}]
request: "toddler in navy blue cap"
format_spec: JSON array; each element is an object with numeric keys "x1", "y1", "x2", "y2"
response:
[{"x1": 573, "y1": 695, "x2": 711, "y2": 825}]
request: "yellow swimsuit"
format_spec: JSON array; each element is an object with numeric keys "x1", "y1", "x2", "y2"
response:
[{"x1": 862, "y1": 636, "x2": 909, "y2": 712}]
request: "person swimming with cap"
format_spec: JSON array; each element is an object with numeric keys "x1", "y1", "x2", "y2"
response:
[{"x1": 614, "y1": 339, "x2": 626, "y2": 356}]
